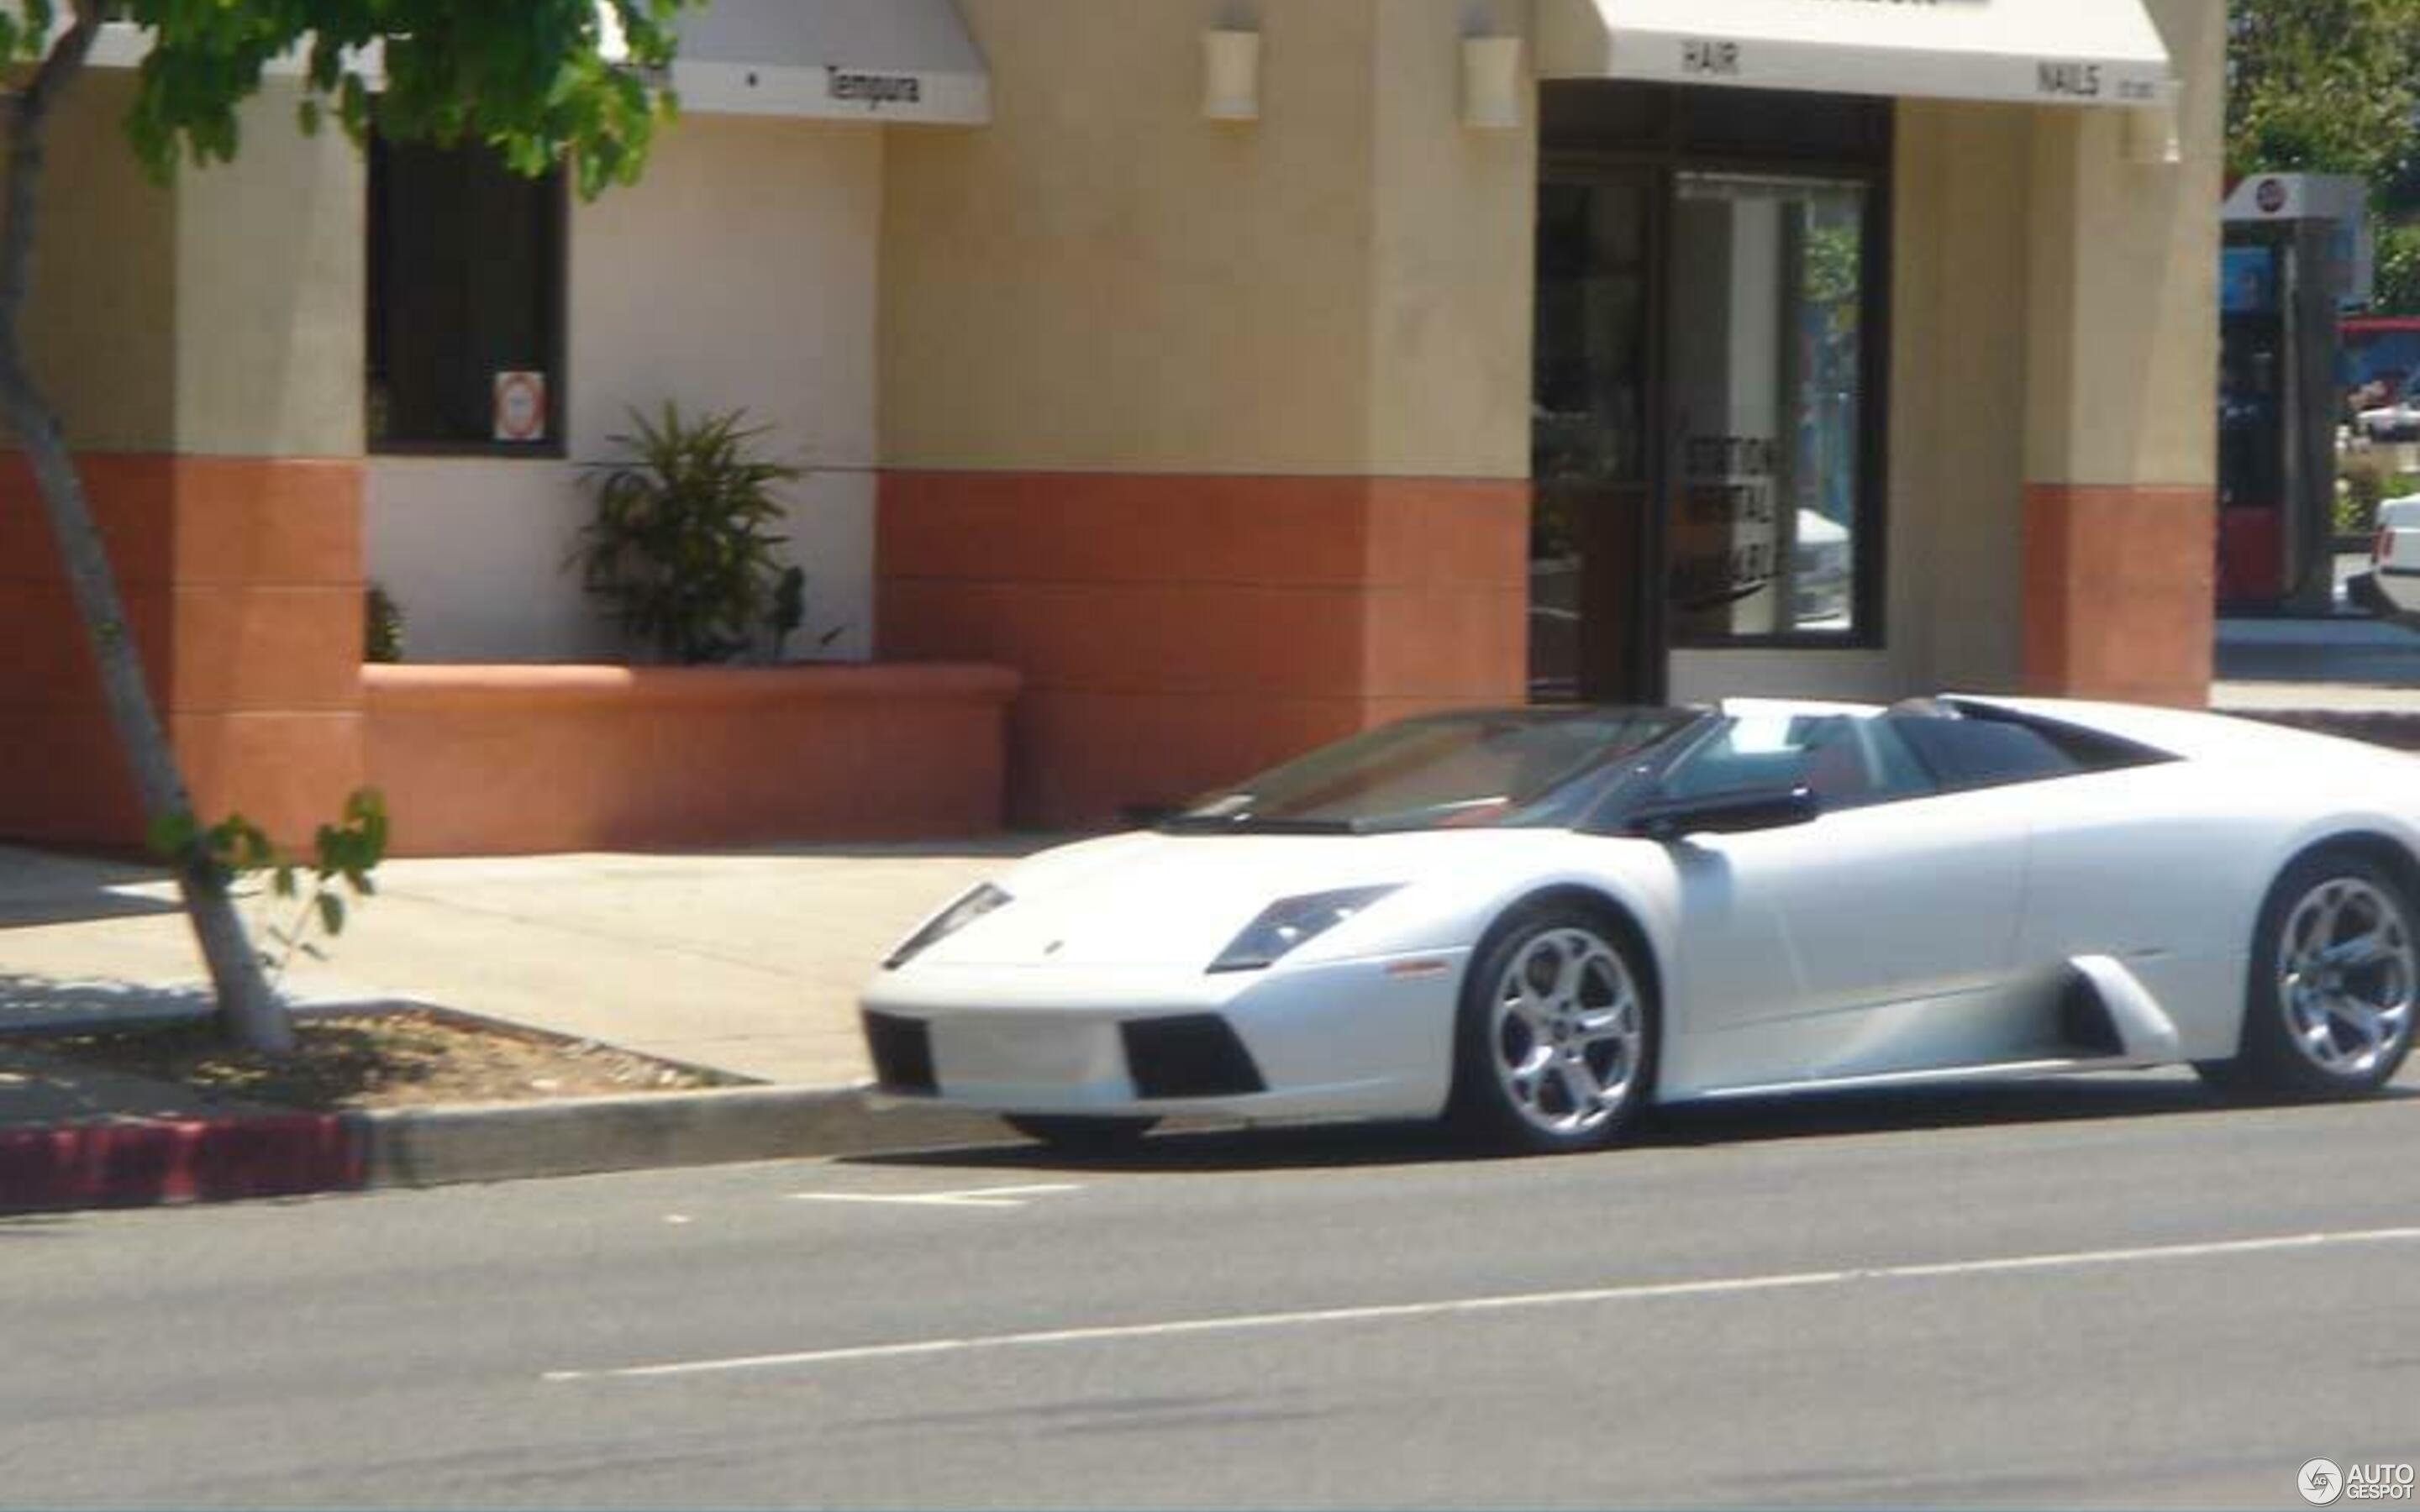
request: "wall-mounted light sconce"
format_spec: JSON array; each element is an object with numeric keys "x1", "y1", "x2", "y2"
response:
[
  {"x1": 1461, "y1": 35, "x2": 1523, "y2": 130},
  {"x1": 1203, "y1": 28, "x2": 1261, "y2": 122},
  {"x1": 2123, "y1": 97, "x2": 2182, "y2": 166}
]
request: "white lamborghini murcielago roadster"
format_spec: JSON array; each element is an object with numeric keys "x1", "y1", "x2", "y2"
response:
[{"x1": 862, "y1": 696, "x2": 2419, "y2": 1153}]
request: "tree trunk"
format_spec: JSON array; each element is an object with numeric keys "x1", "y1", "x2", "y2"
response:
[{"x1": 0, "y1": 12, "x2": 293, "y2": 1054}]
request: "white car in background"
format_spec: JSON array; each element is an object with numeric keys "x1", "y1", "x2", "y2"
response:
[
  {"x1": 2358, "y1": 495, "x2": 2420, "y2": 622},
  {"x1": 864, "y1": 698, "x2": 2420, "y2": 1155},
  {"x1": 2359, "y1": 375, "x2": 2420, "y2": 443}
]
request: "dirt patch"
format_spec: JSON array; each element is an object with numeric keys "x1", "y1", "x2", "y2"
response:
[{"x1": 29, "y1": 1010, "x2": 738, "y2": 1112}]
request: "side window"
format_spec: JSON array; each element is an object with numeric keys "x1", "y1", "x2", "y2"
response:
[
  {"x1": 1888, "y1": 714, "x2": 2078, "y2": 791},
  {"x1": 1661, "y1": 714, "x2": 1932, "y2": 811},
  {"x1": 366, "y1": 133, "x2": 565, "y2": 454}
]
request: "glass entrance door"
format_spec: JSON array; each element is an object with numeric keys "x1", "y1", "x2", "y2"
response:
[
  {"x1": 1665, "y1": 173, "x2": 1869, "y2": 643},
  {"x1": 1530, "y1": 156, "x2": 1880, "y2": 703},
  {"x1": 1530, "y1": 173, "x2": 1660, "y2": 703}
]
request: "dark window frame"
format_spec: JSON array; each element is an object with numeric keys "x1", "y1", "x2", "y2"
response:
[
  {"x1": 1539, "y1": 82, "x2": 1895, "y2": 657},
  {"x1": 365, "y1": 129, "x2": 571, "y2": 459}
]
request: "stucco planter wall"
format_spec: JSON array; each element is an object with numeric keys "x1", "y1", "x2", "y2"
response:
[{"x1": 364, "y1": 663, "x2": 1017, "y2": 855}]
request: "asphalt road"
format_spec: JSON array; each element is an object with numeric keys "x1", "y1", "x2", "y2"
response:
[{"x1": 5, "y1": 1073, "x2": 2418, "y2": 1509}]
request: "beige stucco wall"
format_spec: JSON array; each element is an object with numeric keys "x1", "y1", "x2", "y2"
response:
[
  {"x1": 1897, "y1": 100, "x2": 2033, "y2": 696},
  {"x1": 1365, "y1": 0, "x2": 1534, "y2": 480},
  {"x1": 10, "y1": 69, "x2": 178, "y2": 454},
  {"x1": 7, "y1": 75, "x2": 356, "y2": 459},
  {"x1": 366, "y1": 114, "x2": 882, "y2": 662},
  {"x1": 172, "y1": 79, "x2": 365, "y2": 459},
  {"x1": 881, "y1": 0, "x2": 1532, "y2": 479},
  {"x1": 2026, "y1": 0, "x2": 2223, "y2": 490}
]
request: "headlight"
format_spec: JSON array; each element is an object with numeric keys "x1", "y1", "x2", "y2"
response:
[
  {"x1": 1208, "y1": 885, "x2": 1401, "y2": 974},
  {"x1": 883, "y1": 883, "x2": 1011, "y2": 969}
]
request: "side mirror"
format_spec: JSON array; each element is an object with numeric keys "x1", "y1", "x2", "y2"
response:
[{"x1": 1623, "y1": 784, "x2": 1819, "y2": 841}]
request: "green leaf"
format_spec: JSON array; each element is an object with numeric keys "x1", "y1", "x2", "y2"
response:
[
  {"x1": 316, "y1": 891, "x2": 346, "y2": 938},
  {"x1": 576, "y1": 402, "x2": 806, "y2": 663},
  {"x1": 2229, "y1": 0, "x2": 2420, "y2": 185},
  {"x1": 147, "y1": 811, "x2": 200, "y2": 862},
  {"x1": 119, "y1": 0, "x2": 694, "y2": 188}
]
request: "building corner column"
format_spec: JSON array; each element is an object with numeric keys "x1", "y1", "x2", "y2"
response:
[
  {"x1": 2018, "y1": 0, "x2": 2223, "y2": 709},
  {"x1": 0, "y1": 76, "x2": 367, "y2": 852}
]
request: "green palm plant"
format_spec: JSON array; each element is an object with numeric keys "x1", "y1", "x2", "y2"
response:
[{"x1": 572, "y1": 403, "x2": 804, "y2": 664}]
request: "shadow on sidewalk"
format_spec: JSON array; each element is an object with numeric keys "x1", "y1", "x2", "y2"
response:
[
  {"x1": 0, "y1": 846, "x2": 182, "y2": 929},
  {"x1": 0, "y1": 973, "x2": 214, "y2": 1036}
]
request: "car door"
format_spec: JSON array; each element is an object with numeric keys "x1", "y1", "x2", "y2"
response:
[
  {"x1": 2011, "y1": 753, "x2": 2275, "y2": 1060},
  {"x1": 1647, "y1": 710, "x2": 2038, "y2": 1089}
]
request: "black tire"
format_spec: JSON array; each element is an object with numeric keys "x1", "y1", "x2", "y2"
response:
[
  {"x1": 1447, "y1": 902, "x2": 1658, "y2": 1154},
  {"x1": 1003, "y1": 1113, "x2": 1158, "y2": 1153},
  {"x1": 2197, "y1": 849, "x2": 2418, "y2": 1099}
]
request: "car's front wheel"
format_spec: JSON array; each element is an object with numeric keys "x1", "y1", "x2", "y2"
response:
[
  {"x1": 1449, "y1": 904, "x2": 1656, "y2": 1153},
  {"x1": 2201, "y1": 850, "x2": 2417, "y2": 1098}
]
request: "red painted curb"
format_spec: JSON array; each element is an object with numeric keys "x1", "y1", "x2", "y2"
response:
[{"x1": 0, "y1": 1114, "x2": 365, "y2": 1212}]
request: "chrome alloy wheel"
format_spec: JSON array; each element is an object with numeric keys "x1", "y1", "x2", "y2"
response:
[
  {"x1": 1487, "y1": 927, "x2": 1645, "y2": 1138},
  {"x1": 2275, "y1": 874, "x2": 2417, "y2": 1080}
]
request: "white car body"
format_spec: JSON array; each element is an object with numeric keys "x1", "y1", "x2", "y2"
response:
[
  {"x1": 2372, "y1": 495, "x2": 2420, "y2": 618},
  {"x1": 2360, "y1": 396, "x2": 2420, "y2": 443},
  {"x1": 862, "y1": 697, "x2": 2420, "y2": 1134}
]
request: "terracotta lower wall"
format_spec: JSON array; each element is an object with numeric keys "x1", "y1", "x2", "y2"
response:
[
  {"x1": 2021, "y1": 483, "x2": 2214, "y2": 707},
  {"x1": 363, "y1": 663, "x2": 1018, "y2": 855},
  {"x1": 0, "y1": 454, "x2": 364, "y2": 849},
  {"x1": 878, "y1": 472, "x2": 1528, "y2": 826}
]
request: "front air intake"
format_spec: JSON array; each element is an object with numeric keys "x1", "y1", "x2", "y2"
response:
[
  {"x1": 863, "y1": 1011, "x2": 938, "y2": 1095},
  {"x1": 1121, "y1": 1015, "x2": 1265, "y2": 1099}
]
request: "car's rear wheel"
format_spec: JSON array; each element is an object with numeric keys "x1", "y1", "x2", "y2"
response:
[
  {"x1": 2201, "y1": 850, "x2": 2417, "y2": 1098},
  {"x1": 1002, "y1": 1114, "x2": 1158, "y2": 1153},
  {"x1": 1449, "y1": 904, "x2": 1656, "y2": 1153}
]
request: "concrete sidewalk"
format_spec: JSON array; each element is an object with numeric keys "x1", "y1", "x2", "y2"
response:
[
  {"x1": 1, "y1": 839, "x2": 1033, "y2": 1092},
  {"x1": 3, "y1": 838, "x2": 1050, "y2": 1205}
]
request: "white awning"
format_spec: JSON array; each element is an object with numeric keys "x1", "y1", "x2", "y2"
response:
[
  {"x1": 650, "y1": 0, "x2": 990, "y2": 125},
  {"x1": 1537, "y1": 0, "x2": 2174, "y2": 108},
  {"x1": 84, "y1": 1, "x2": 991, "y2": 127}
]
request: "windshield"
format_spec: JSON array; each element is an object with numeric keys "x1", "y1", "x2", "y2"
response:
[{"x1": 1160, "y1": 709, "x2": 1702, "y2": 834}]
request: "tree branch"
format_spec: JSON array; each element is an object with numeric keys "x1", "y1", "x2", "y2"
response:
[
  {"x1": 0, "y1": 2, "x2": 294, "y2": 1053},
  {"x1": 0, "y1": 5, "x2": 98, "y2": 346}
]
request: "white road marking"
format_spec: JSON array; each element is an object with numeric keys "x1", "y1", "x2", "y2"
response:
[
  {"x1": 542, "y1": 1225, "x2": 2420, "y2": 1383},
  {"x1": 787, "y1": 1183, "x2": 1083, "y2": 1210}
]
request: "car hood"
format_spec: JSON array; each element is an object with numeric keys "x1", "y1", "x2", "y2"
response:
[{"x1": 902, "y1": 829, "x2": 1533, "y2": 971}]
